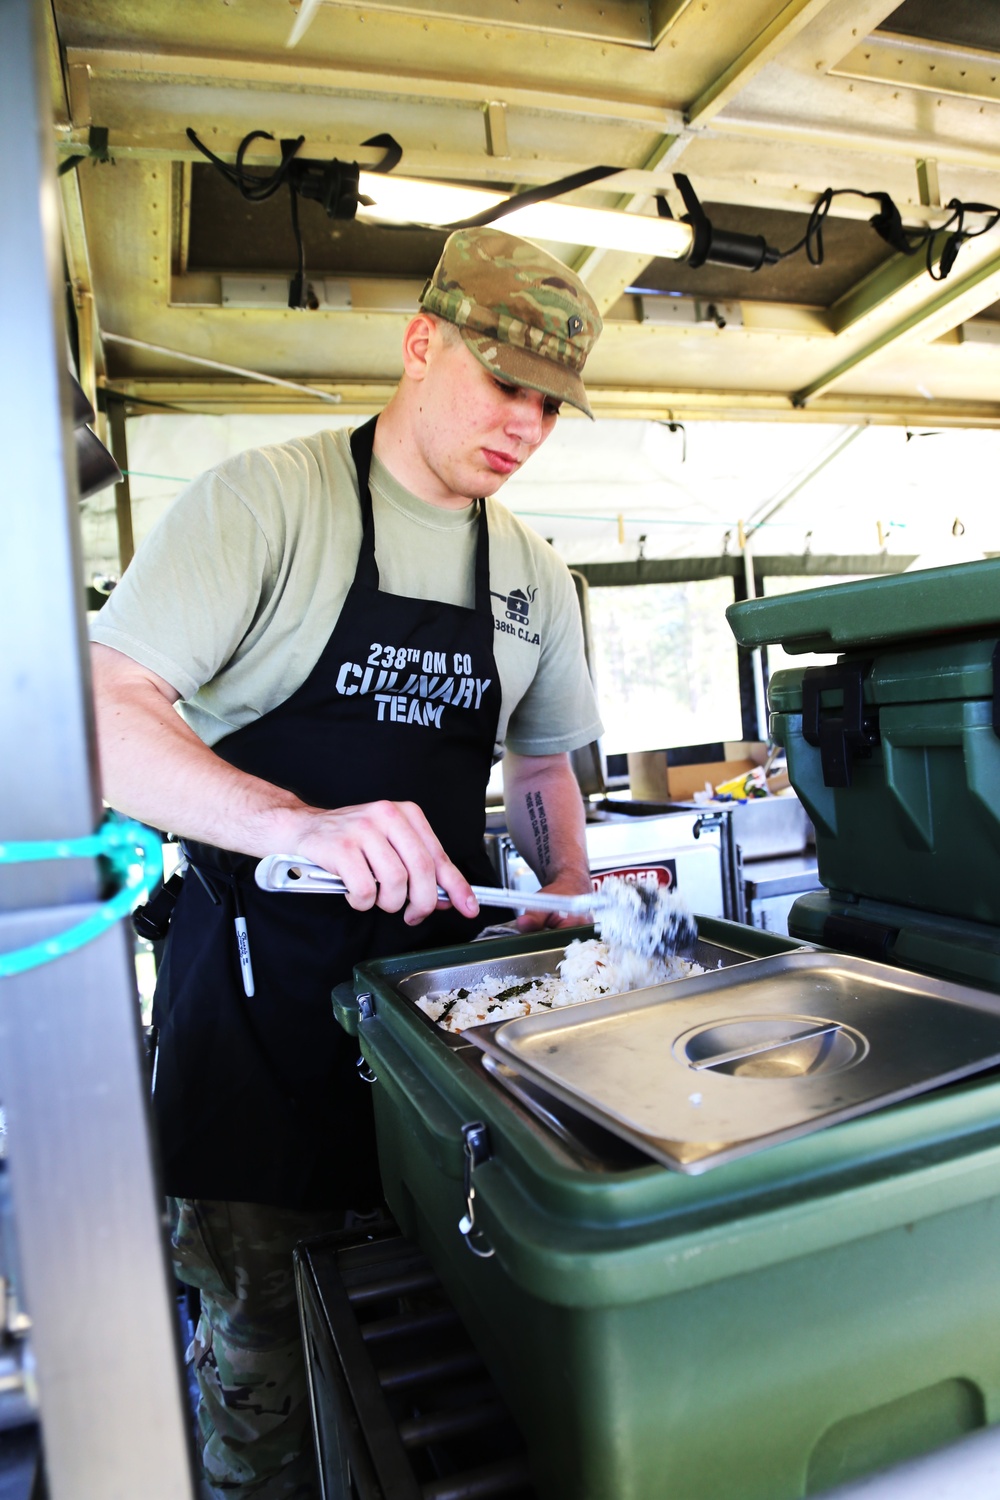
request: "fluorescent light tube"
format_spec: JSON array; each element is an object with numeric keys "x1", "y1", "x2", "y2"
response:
[
  {"x1": 358, "y1": 173, "x2": 503, "y2": 226},
  {"x1": 501, "y1": 201, "x2": 692, "y2": 258},
  {"x1": 356, "y1": 172, "x2": 694, "y2": 260}
]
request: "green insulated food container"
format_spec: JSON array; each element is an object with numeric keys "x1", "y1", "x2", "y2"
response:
[
  {"x1": 340, "y1": 918, "x2": 1000, "y2": 1500},
  {"x1": 727, "y1": 560, "x2": 1000, "y2": 943}
]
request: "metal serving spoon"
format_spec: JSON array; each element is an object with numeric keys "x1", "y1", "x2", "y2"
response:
[{"x1": 254, "y1": 855, "x2": 697, "y2": 958}]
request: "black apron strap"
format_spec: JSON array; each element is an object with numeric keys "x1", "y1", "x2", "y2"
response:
[
  {"x1": 350, "y1": 416, "x2": 381, "y2": 590},
  {"x1": 473, "y1": 497, "x2": 491, "y2": 612},
  {"x1": 350, "y1": 415, "x2": 491, "y2": 609}
]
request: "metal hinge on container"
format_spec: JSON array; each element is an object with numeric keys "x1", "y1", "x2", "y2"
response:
[
  {"x1": 354, "y1": 994, "x2": 378, "y2": 1082},
  {"x1": 821, "y1": 911, "x2": 899, "y2": 963},
  {"x1": 458, "y1": 1121, "x2": 495, "y2": 1259},
  {"x1": 800, "y1": 659, "x2": 879, "y2": 788}
]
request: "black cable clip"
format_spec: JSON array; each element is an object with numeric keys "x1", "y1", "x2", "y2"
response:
[{"x1": 673, "y1": 174, "x2": 780, "y2": 272}]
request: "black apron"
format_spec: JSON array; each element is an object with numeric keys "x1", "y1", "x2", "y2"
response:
[{"x1": 151, "y1": 417, "x2": 503, "y2": 1209}]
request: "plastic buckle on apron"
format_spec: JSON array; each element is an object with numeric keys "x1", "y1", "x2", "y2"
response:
[
  {"x1": 132, "y1": 870, "x2": 185, "y2": 941},
  {"x1": 458, "y1": 1121, "x2": 495, "y2": 1259}
]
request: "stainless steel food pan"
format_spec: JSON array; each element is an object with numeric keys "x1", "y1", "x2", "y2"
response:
[{"x1": 464, "y1": 950, "x2": 1000, "y2": 1173}]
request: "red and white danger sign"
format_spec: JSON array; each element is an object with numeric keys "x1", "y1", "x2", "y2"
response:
[{"x1": 591, "y1": 860, "x2": 677, "y2": 893}]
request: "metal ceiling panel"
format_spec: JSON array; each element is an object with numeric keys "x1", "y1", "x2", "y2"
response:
[
  {"x1": 832, "y1": 32, "x2": 1000, "y2": 107},
  {"x1": 879, "y1": 0, "x2": 1000, "y2": 54},
  {"x1": 45, "y1": 0, "x2": 1000, "y2": 438},
  {"x1": 290, "y1": 0, "x2": 659, "y2": 49}
]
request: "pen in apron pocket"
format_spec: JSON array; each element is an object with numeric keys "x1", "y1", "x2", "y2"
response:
[{"x1": 233, "y1": 885, "x2": 255, "y2": 997}]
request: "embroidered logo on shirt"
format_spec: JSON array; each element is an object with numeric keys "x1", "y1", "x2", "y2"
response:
[{"x1": 491, "y1": 585, "x2": 541, "y2": 646}]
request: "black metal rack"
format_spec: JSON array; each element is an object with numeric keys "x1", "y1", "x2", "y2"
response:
[{"x1": 296, "y1": 1230, "x2": 535, "y2": 1500}]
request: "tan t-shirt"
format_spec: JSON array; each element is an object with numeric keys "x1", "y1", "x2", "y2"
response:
[{"x1": 91, "y1": 426, "x2": 602, "y2": 760}]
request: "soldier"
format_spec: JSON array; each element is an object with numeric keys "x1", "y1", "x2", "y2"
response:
[{"x1": 90, "y1": 226, "x2": 604, "y2": 1498}]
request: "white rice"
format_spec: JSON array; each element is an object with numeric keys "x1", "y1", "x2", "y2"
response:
[
  {"x1": 593, "y1": 876, "x2": 696, "y2": 958},
  {"x1": 416, "y1": 938, "x2": 706, "y2": 1034}
]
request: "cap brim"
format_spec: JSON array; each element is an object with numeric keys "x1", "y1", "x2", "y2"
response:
[{"x1": 459, "y1": 329, "x2": 594, "y2": 420}]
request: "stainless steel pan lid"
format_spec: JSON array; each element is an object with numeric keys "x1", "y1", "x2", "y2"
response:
[{"x1": 464, "y1": 951, "x2": 1000, "y2": 1174}]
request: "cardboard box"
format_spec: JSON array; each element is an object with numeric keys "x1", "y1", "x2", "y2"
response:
[{"x1": 667, "y1": 759, "x2": 755, "y2": 801}]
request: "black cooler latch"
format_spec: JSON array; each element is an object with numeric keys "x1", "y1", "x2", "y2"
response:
[{"x1": 800, "y1": 659, "x2": 879, "y2": 788}]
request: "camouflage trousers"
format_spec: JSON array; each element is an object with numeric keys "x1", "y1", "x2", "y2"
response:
[{"x1": 170, "y1": 1197, "x2": 345, "y2": 1500}]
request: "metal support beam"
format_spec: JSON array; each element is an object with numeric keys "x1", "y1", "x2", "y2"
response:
[
  {"x1": 740, "y1": 543, "x2": 768, "y2": 739},
  {"x1": 829, "y1": 247, "x2": 943, "y2": 341},
  {"x1": 685, "y1": 0, "x2": 841, "y2": 127},
  {"x1": 709, "y1": 109, "x2": 1000, "y2": 176},
  {"x1": 831, "y1": 32, "x2": 1000, "y2": 109},
  {"x1": 58, "y1": 166, "x2": 96, "y2": 306},
  {"x1": 796, "y1": 244, "x2": 1000, "y2": 405},
  {"x1": 174, "y1": 160, "x2": 193, "y2": 275},
  {"x1": 62, "y1": 46, "x2": 685, "y2": 133},
  {"x1": 0, "y1": 916, "x2": 197, "y2": 1500},
  {"x1": 916, "y1": 158, "x2": 940, "y2": 209},
  {"x1": 574, "y1": 554, "x2": 913, "y2": 586},
  {"x1": 289, "y1": 0, "x2": 657, "y2": 48},
  {"x1": 97, "y1": 376, "x2": 1000, "y2": 427},
  {"x1": 74, "y1": 288, "x2": 98, "y2": 416},
  {"x1": 107, "y1": 400, "x2": 135, "y2": 572},
  {"x1": 745, "y1": 425, "x2": 867, "y2": 538},
  {"x1": 0, "y1": 1, "x2": 198, "y2": 1495},
  {"x1": 482, "y1": 101, "x2": 509, "y2": 159}
]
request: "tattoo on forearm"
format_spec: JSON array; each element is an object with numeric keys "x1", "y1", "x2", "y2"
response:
[{"x1": 525, "y1": 791, "x2": 552, "y2": 881}]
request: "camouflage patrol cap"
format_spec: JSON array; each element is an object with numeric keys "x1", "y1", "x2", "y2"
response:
[{"x1": 420, "y1": 226, "x2": 602, "y2": 419}]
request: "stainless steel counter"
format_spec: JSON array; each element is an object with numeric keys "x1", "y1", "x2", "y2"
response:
[{"x1": 744, "y1": 854, "x2": 822, "y2": 934}]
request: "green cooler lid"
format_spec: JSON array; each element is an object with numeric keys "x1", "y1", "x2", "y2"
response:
[{"x1": 727, "y1": 558, "x2": 1000, "y2": 655}]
